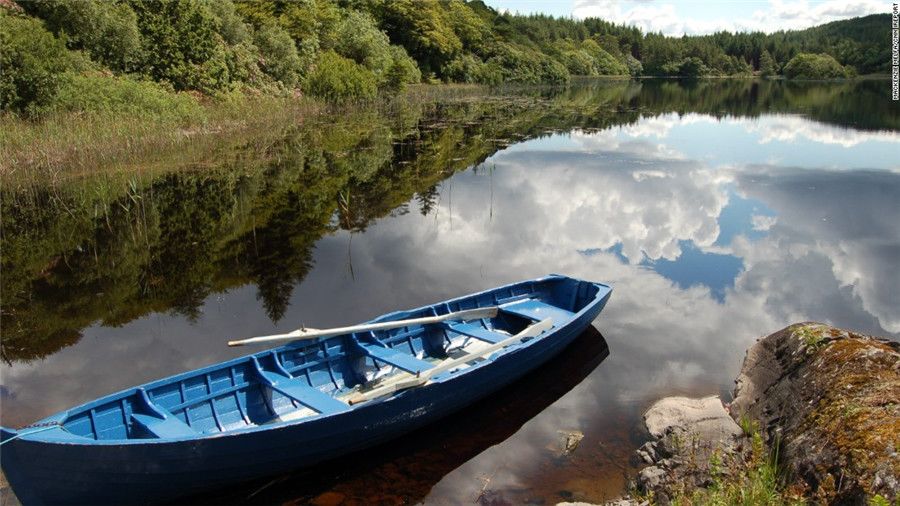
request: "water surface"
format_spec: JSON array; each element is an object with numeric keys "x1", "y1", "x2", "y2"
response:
[{"x1": 2, "y1": 79, "x2": 898, "y2": 504}]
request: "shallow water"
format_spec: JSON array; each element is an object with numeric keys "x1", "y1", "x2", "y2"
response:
[{"x1": 2, "y1": 79, "x2": 899, "y2": 504}]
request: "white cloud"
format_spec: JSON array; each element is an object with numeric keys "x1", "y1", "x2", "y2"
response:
[
  {"x1": 573, "y1": 0, "x2": 885, "y2": 36},
  {"x1": 751, "y1": 214, "x2": 777, "y2": 231},
  {"x1": 740, "y1": 115, "x2": 900, "y2": 148}
]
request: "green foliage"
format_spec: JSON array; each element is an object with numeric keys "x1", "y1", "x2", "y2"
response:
[
  {"x1": 383, "y1": 45, "x2": 422, "y2": 92},
  {"x1": 42, "y1": 72, "x2": 202, "y2": 121},
  {"x1": 561, "y1": 50, "x2": 595, "y2": 76},
  {"x1": 21, "y1": 0, "x2": 142, "y2": 72},
  {"x1": 783, "y1": 53, "x2": 850, "y2": 79},
  {"x1": 486, "y1": 42, "x2": 569, "y2": 84},
  {"x1": 130, "y1": 0, "x2": 230, "y2": 93},
  {"x1": 444, "y1": 0, "x2": 493, "y2": 55},
  {"x1": 442, "y1": 54, "x2": 501, "y2": 85},
  {"x1": 2, "y1": 0, "x2": 888, "y2": 114},
  {"x1": 870, "y1": 495, "x2": 892, "y2": 506},
  {"x1": 374, "y1": 0, "x2": 462, "y2": 77},
  {"x1": 335, "y1": 11, "x2": 393, "y2": 74},
  {"x1": 759, "y1": 49, "x2": 777, "y2": 77},
  {"x1": 659, "y1": 57, "x2": 709, "y2": 78},
  {"x1": 222, "y1": 41, "x2": 268, "y2": 89},
  {"x1": 672, "y1": 420, "x2": 801, "y2": 506},
  {"x1": 206, "y1": 0, "x2": 251, "y2": 45},
  {"x1": 625, "y1": 53, "x2": 643, "y2": 76},
  {"x1": 0, "y1": 11, "x2": 77, "y2": 114},
  {"x1": 677, "y1": 57, "x2": 708, "y2": 78},
  {"x1": 332, "y1": 9, "x2": 420, "y2": 90},
  {"x1": 581, "y1": 39, "x2": 628, "y2": 75},
  {"x1": 306, "y1": 50, "x2": 377, "y2": 101},
  {"x1": 253, "y1": 23, "x2": 305, "y2": 88},
  {"x1": 770, "y1": 14, "x2": 890, "y2": 74}
]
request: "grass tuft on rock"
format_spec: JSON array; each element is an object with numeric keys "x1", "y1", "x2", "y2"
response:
[{"x1": 670, "y1": 426, "x2": 803, "y2": 506}]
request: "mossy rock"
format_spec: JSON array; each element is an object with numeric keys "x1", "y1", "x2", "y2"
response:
[{"x1": 731, "y1": 322, "x2": 900, "y2": 503}]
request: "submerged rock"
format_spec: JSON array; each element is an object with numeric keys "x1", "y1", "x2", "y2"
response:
[{"x1": 730, "y1": 322, "x2": 900, "y2": 503}]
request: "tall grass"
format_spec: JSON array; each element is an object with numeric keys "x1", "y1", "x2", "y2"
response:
[
  {"x1": 0, "y1": 82, "x2": 497, "y2": 184},
  {"x1": 669, "y1": 420, "x2": 804, "y2": 506},
  {"x1": 0, "y1": 85, "x2": 323, "y2": 183}
]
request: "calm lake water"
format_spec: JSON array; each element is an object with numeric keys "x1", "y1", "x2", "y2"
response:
[{"x1": 2, "y1": 79, "x2": 899, "y2": 504}]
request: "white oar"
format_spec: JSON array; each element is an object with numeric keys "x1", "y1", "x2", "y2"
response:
[
  {"x1": 346, "y1": 317, "x2": 553, "y2": 404},
  {"x1": 227, "y1": 306, "x2": 500, "y2": 347}
]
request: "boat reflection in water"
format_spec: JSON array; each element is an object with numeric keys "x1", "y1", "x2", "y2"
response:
[{"x1": 190, "y1": 326, "x2": 610, "y2": 505}]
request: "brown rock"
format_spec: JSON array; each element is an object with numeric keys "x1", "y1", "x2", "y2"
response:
[{"x1": 730, "y1": 322, "x2": 900, "y2": 504}]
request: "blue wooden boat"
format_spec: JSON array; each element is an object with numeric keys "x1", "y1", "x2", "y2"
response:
[{"x1": 1, "y1": 275, "x2": 612, "y2": 505}]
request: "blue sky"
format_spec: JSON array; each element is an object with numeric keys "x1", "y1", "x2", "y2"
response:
[{"x1": 483, "y1": 0, "x2": 887, "y2": 36}]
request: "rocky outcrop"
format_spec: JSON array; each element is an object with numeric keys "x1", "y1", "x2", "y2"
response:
[
  {"x1": 632, "y1": 396, "x2": 748, "y2": 504},
  {"x1": 730, "y1": 322, "x2": 900, "y2": 503}
]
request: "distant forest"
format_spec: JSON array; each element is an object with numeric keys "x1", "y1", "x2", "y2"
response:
[{"x1": 1, "y1": 0, "x2": 891, "y2": 113}]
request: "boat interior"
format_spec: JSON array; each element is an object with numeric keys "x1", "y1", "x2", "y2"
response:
[{"x1": 58, "y1": 277, "x2": 602, "y2": 441}]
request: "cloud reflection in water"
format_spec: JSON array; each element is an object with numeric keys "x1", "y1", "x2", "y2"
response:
[{"x1": 2, "y1": 110, "x2": 898, "y2": 504}]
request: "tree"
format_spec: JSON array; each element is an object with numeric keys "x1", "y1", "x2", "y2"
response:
[
  {"x1": 676, "y1": 57, "x2": 707, "y2": 78},
  {"x1": 254, "y1": 23, "x2": 305, "y2": 88},
  {"x1": 305, "y1": 50, "x2": 377, "y2": 100},
  {"x1": 21, "y1": 0, "x2": 142, "y2": 72},
  {"x1": 783, "y1": 53, "x2": 849, "y2": 79},
  {"x1": 373, "y1": 0, "x2": 462, "y2": 77},
  {"x1": 383, "y1": 45, "x2": 422, "y2": 92},
  {"x1": 759, "y1": 49, "x2": 776, "y2": 77},
  {"x1": 130, "y1": 0, "x2": 230, "y2": 92},
  {"x1": 334, "y1": 11, "x2": 393, "y2": 77},
  {"x1": 0, "y1": 12, "x2": 76, "y2": 114}
]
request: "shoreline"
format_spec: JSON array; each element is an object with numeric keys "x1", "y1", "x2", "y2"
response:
[
  {"x1": 597, "y1": 322, "x2": 900, "y2": 505},
  {"x1": 4, "y1": 76, "x2": 892, "y2": 183}
]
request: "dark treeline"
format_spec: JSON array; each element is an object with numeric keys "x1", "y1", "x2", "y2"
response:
[{"x1": 0, "y1": 0, "x2": 889, "y2": 115}]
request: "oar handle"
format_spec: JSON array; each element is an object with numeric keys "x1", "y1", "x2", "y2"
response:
[{"x1": 228, "y1": 306, "x2": 499, "y2": 347}]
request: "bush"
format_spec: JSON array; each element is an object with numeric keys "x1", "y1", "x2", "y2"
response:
[
  {"x1": 0, "y1": 12, "x2": 77, "y2": 114},
  {"x1": 305, "y1": 50, "x2": 377, "y2": 101},
  {"x1": 334, "y1": 11, "x2": 393, "y2": 76},
  {"x1": 41, "y1": 72, "x2": 202, "y2": 121},
  {"x1": 253, "y1": 23, "x2": 304, "y2": 88},
  {"x1": 783, "y1": 53, "x2": 850, "y2": 79},
  {"x1": 724, "y1": 55, "x2": 752, "y2": 76},
  {"x1": 677, "y1": 57, "x2": 708, "y2": 78},
  {"x1": 383, "y1": 45, "x2": 421, "y2": 92},
  {"x1": 759, "y1": 49, "x2": 777, "y2": 77},
  {"x1": 373, "y1": 0, "x2": 462, "y2": 77},
  {"x1": 21, "y1": 0, "x2": 142, "y2": 72},
  {"x1": 206, "y1": 0, "x2": 251, "y2": 45},
  {"x1": 486, "y1": 43, "x2": 569, "y2": 84},
  {"x1": 660, "y1": 57, "x2": 709, "y2": 77},
  {"x1": 222, "y1": 41, "x2": 266, "y2": 88},
  {"x1": 331, "y1": 11, "x2": 421, "y2": 91},
  {"x1": 442, "y1": 54, "x2": 486, "y2": 83},
  {"x1": 625, "y1": 53, "x2": 643, "y2": 76},
  {"x1": 473, "y1": 61, "x2": 504, "y2": 86},
  {"x1": 562, "y1": 50, "x2": 595, "y2": 76},
  {"x1": 130, "y1": 0, "x2": 230, "y2": 92},
  {"x1": 581, "y1": 39, "x2": 628, "y2": 75}
]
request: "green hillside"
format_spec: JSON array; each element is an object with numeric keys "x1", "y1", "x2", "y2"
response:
[{"x1": 1, "y1": 0, "x2": 889, "y2": 117}]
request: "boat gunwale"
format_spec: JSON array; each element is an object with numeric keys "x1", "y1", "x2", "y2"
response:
[{"x1": 15, "y1": 274, "x2": 612, "y2": 446}]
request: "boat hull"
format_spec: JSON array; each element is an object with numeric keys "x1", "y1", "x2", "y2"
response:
[{"x1": 2, "y1": 277, "x2": 611, "y2": 505}]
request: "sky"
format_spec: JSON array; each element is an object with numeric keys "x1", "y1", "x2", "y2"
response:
[{"x1": 483, "y1": 0, "x2": 888, "y2": 36}]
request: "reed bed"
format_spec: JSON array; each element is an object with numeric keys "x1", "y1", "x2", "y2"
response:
[
  {"x1": 0, "y1": 85, "x2": 502, "y2": 184},
  {"x1": 0, "y1": 94, "x2": 324, "y2": 183}
]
